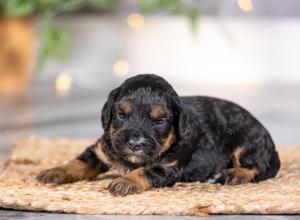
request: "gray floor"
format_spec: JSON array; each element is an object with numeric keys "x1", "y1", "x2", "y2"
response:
[
  {"x1": 0, "y1": 80, "x2": 299, "y2": 219},
  {"x1": 0, "y1": 210, "x2": 299, "y2": 220}
]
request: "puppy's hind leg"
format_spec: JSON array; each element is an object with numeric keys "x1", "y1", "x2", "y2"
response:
[
  {"x1": 218, "y1": 167, "x2": 258, "y2": 185},
  {"x1": 218, "y1": 128, "x2": 280, "y2": 185},
  {"x1": 217, "y1": 146, "x2": 258, "y2": 185}
]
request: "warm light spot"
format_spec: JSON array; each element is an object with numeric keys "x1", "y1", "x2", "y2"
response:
[
  {"x1": 56, "y1": 73, "x2": 72, "y2": 94},
  {"x1": 127, "y1": 13, "x2": 144, "y2": 29},
  {"x1": 113, "y1": 60, "x2": 129, "y2": 76},
  {"x1": 237, "y1": 0, "x2": 253, "y2": 12}
]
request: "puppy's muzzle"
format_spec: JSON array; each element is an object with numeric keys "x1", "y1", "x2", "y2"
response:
[{"x1": 126, "y1": 129, "x2": 146, "y2": 152}]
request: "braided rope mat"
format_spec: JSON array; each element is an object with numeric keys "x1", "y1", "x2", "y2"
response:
[{"x1": 0, "y1": 136, "x2": 299, "y2": 216}]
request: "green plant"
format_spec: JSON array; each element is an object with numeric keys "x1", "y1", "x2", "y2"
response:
[
  {"x1": 139, "y1": 0, "x2": 199, "y2": 30},
  {"x1": 0, "y1": 0, "x2": 199, "y2": 71}
]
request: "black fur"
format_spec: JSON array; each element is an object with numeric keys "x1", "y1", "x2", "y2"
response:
[
  {"x1": 77, "y1": 143, "x2": 109, "y2": 173},
  {"x1": 38, "y1": 74, "x2": 280, "y2": 195}
]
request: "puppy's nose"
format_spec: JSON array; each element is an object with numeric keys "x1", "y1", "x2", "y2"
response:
[{"x1": 127, "y1": 138, "x2": 144, "y2": 151}]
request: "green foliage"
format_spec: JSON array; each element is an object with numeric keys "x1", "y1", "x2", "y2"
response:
[
  {"x1": 37, "y1": 26, "x2": 70, "y2": 71},
  {"x1": 86, "y1": 0, "x2": 119, "y2": 10},
  {"x1": 139, "y1": 0, "x2": 182, "y2": 14},
  {"x1": 139, "y1": 0, "x2": 199, "y2": 31},
  {"x1": 3, "y1": 0, "x2": 36, "y2": 17},
  {"x1": 36, "y1": 0, "x2": 63, "y2": 10},
  {"x1": 0, "y1": 0, "x2": 199, "y2": 71},
  {"x1": 187, "y1": 7, "x2": 199, "y2": 32}
]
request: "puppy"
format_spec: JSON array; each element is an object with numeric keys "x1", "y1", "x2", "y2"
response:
[{"x1": 37, "y1": 74, "x2": 280, "y2": 196}]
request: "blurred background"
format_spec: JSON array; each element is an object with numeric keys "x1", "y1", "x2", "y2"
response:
[{"x1": 0, "y1": 0, "x2": 300, "y2": 159}]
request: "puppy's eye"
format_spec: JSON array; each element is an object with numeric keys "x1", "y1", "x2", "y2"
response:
[
  {"x1": 117, "y1": 111, "x2": 126, "y2": 120},
  {"x1": 154, "y1": 118, "x2": 166, "y2": 126}
]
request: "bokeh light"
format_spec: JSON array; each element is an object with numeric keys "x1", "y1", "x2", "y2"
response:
[
  {"x1": 237, "y1": 0, "x2": 254, "y2": 12},
  {"x1": 127, "y1": 13, "x2": 144, "y2": 29},
  {"x1": 55, "y1": 73, "x2": 72, "y2": 94},
  {"x1": 113, "y1": 60, "x2": 129, "y2": 76}
]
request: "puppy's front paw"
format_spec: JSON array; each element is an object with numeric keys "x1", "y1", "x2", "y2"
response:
[
  {"x1": 37, "y1": 167, "x2": 73, "y2": 184},
  {"x1": 108, "y1": 177, "x2": 142, "y2": 196}
]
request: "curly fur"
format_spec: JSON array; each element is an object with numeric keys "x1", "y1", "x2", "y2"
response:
[{"x1": 37, "y1": 74, "x2": 280, "y2": 196}]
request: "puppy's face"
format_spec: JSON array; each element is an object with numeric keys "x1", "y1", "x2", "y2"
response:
[{"x1": 108, "y1": 88, "x2": 176, "y2": 164}]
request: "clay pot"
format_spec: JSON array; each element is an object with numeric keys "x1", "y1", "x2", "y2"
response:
[{"x1": 0, "y1": 18, "x2": 34, "y2": 95}]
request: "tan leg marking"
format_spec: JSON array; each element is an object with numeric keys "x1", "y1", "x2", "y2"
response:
[
  {"x1": 230, "y1": 145, "x2": 242, "y2": 168},
  {"x1": 222, "y1": 167, "x2": 258, "y2": 185},
  {"x1": 37, "y1": 159, "x2": 100, "y2": 184},
  {"x1": 108, "y1": 168, "x2": 150, "y2": 196}
]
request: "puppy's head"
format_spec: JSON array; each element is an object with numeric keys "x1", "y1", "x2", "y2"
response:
[{"x1": 101, "y1": 74, "x2": 191, "y2": 164}]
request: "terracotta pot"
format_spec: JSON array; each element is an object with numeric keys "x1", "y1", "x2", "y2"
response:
[{"x1": 0, "y1": 18, "x2": 34, "y2": 95}]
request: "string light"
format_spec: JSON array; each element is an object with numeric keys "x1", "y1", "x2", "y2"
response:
[
  {"x1": 237, "y1": 0, "x2": 254, "y2": 12},
  {"x1": 113, "y1": 60, "x2": 129, "y2": 76},
  {"x1": 127, "y1": 13, "x2": 144, "y2": 29},
  {"x1": 55, "y1": 73, "x2": 72, "y2": 94}
]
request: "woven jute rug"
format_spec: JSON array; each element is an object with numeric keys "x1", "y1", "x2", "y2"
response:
[{"x1": 0, "y1": 136, "x2": 299, "y2": 216}]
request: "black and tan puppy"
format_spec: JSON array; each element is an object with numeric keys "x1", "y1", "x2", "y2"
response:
[{"x1": 37, "y1": 74, "x2": 280, "y2": 196}]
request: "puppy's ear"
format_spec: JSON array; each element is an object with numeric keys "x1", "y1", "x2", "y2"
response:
[
  {"x1": 171, "y1": 96, "x2": 192, "y2": 142},
  {"x1": 101, "y1": 87, "x2": 120, "y2": 131}
]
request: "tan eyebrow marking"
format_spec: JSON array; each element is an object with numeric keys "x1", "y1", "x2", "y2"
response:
[
  {"x1": 150, "y1": 105, "x2": 167, "y2": 119},
  {"x1": 119, "y1": 100, "x2": 132, "y2": 114}
]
